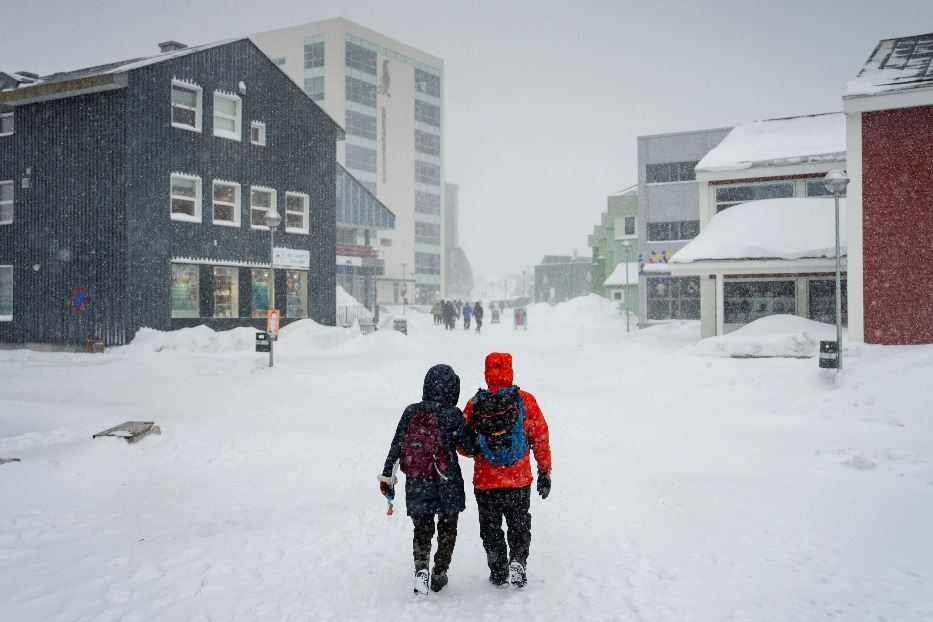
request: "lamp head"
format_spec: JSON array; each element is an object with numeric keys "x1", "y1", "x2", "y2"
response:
[
  {"x1": 823, "y1": 170, "x2": 850, "y2": 195},
  {"x1": 263, "y1": 209, "x2": 282, "y2": 229}
]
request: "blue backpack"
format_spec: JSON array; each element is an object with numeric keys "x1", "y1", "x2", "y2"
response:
[{"x1": 471, "y1": 386, "x2": 528, "y2": 466}]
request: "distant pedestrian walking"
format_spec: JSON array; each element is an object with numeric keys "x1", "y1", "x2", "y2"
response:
[
  {"x1": 432, "y1": 301, "x2": 443, "y2": 326},
  {"x1": 462, "y1": 304, "x2": 472, "y2": 330},
  {"x1": 444, "y1": 300, "x2": 456, "y2": 330},
  {"x1": 473, "y1": 301, "x2": 484, "y2": 333}
]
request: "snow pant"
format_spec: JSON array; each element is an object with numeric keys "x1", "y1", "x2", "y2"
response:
[
  {"x1": 412, "y1": 513, "x2": 459, "y2": 573},
  {"x1": 464, "y1": 318, "x2": 471, "y2": 329},
  {"x1": 475, "y1": 485, "x2": 531, "y2": 577},
  {"x1": 475, "y1": 318, "x2": 482, "y2": 332}
]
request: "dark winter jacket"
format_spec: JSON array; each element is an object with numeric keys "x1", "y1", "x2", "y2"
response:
[
  {"x1": 473, "y1": 303, "x2": 484, "y2": 320},
  {"x1": 383, "y1": 364, "x2": 478, "y2": 517}
]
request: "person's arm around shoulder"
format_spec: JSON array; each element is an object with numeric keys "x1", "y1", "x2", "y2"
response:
[
  {"x1": 522, "y1": 391, "x2": 552, "y2": 499},
  {"x1": 456, "y1": 400, "x2": 478, "y2": 457}
]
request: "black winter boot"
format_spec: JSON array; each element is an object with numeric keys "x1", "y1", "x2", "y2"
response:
[{"x1": 430, "y1": 570, "x2": 448, "y2": 592}]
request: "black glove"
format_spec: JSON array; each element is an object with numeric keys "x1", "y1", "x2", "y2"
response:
[{"x1": 536, "y1": 472, "x2": 551, "y2": 499}]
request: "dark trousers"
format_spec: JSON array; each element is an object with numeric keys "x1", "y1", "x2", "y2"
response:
[
  {"x1": 412, "y1": 513, "x2": 459, "y2": 573},
  {"x1": 475, "y1": 486, "x2": 531, "y2": 575}
]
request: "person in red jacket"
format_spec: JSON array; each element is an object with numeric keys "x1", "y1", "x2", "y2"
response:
[{"x1": 463, "y1": 352, "x2": 551, "y2": 588}]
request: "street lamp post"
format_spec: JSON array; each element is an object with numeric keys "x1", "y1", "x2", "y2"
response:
[
  {"x1": 622, "y1": 240, "x2": 632, "y2": 332},
  {"x1": 823, "y1": 169, "x2": 849, "y2": 373},
  {"x1": 263, "y1": 207, "x2": 282, "y2": 368}
]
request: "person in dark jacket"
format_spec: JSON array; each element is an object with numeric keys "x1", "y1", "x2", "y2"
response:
[
  {"x1": 444, "y1": 300, "x2": 456, "y2": 330},
  {"x1": 473, "y1": 301, "x2": 484, "y2": 333},
  {"x1": 380, "y1": 364, "x2": 478, "y2": 595}
]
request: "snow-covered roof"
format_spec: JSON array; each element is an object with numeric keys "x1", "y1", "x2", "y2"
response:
[
  {"x1": 603, "y1": 262, "x2": 639, "y2": 287},
  {"x1": 695, "y1": 113, "x2": 846, "y2": 173},
  {"x1": 0, "y1": 39, "x2": 243, "y2": 94},
  {"x1": 670, "y1": 197, "x2": 847, "y2": 263},
  {"x1": 610, "y1": 184, "x2": 638, "y2": 196},
  {"x1": 846, "y1": 33, "x2": 933, "y2": 97}
]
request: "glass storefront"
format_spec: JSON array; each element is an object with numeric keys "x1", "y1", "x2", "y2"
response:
[
  {"x1": 171, "y1": 264, "x2": 199, "y2": 318},
  {"x1": 724, "y1": 280, "x2": 795, "y2": 325},
  {"x1": 0, "y1": 265, "x2": 12, "y2": 318},
  {"x1": 646, "y1": 276, "x2": 700, "y2": 320},
  {"x1": 808, "y1": 279, "x2": 847, "y2": 325},
  {"x1": 251, "y1": 269, "x2": 273, "y2": 317},
  {"x1": 213, "y1": 267, "x2": 238, "y2": 318},
  {"x1": 286, "y1": 270, "x2": 309, "y2": 318}
]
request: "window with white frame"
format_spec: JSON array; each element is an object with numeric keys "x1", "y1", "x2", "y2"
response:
[
  {"x1": 212, "y1": 180, "x2": 240, "y2": 226},
  {"x1": 0, "y1": 265, "x2": 12, "y2": 320},
  {"x1": 250, "y1": 121, "x2": 266, "y2": 146},
  {"x1": 213, "y1": 92, "x2": 241, "y2": 140},
  {"x1": 170, "y1": 174, "x2": 201, "y2": 221},
  {"x1": 0, "y1": 181, "x2": 13, "y2": 225},
  {"x1": 0, "y1": 112, "x2": 12, "y2": 136},
  {"x1": 250, "y1": 187, "x2": 277, "y2": 228},
  {"x1": 285, "y1": 192, "x2": 309, "y2": 233},
  {"x1": 171, "y1": 81, "x2": 202, "y2": 131}
]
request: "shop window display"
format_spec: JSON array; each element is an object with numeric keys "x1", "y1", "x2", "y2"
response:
[
  {"x1": 251, "y1": 269, "x2": 273, "y2": 318},
  {"x1": 213, "y1": 267, "x2": 238, "y2": 318},
  {"x1": 286, "y1": 270, "x2": 309, "y2": 318},
  {"x1": 171, "y1": 264, "x2": 199, "y2": 318}
]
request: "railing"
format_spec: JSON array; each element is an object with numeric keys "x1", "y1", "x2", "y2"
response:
[{"x1": 336, "y1": 304, "x2": 374, "y2": 328}]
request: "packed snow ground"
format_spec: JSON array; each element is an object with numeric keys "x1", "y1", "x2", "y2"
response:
[{"x1": 1, "y1": 296, "x2": 932, "y2": 621}]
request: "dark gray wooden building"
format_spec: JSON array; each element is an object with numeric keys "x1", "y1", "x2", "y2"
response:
[{"x1": 0, "y1": 38, "x2": 343, "y2": 345}]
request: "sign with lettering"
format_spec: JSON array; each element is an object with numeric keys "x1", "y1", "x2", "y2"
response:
[{"x1": 272, "y1": 247, "x2": 310, "y2": 269}]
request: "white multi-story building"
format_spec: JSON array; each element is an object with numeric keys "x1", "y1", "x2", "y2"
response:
[{"x1": 252, "y1": 18, "x2": 445, "y2": 304}]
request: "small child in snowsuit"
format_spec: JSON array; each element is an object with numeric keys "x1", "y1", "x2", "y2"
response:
[
  {"x1": 380, "y1": 364, "x2": 478, "y2": 595},
  {"x1": 462, "y1": 304, "x2": 472, "y2": 330}
]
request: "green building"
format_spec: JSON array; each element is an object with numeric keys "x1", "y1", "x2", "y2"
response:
[{"x1": 588, "y1": 186, "x2": 639, "y2": 315}]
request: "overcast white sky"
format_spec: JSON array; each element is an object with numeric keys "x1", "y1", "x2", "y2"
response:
[{"x1": 3, "y1": 0, "x2": 931, "y2": 278}]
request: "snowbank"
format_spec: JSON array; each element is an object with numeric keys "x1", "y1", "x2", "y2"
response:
[
  {"x1": 130, "y1": 325, "x2": 258, "y2": 352},
  {"x1": 683, "y1": 314, "x2": 855, "y2": 358},
  {"x1": 277, "y1": 318, "x2": 361, "y2": 351},
  {"x1": 670, "y1": 197, "x2": 846, "y2": 263},
  {"x1": 697, "y1": 113, "x2": 846, "y2": 172},
  {"x1": 527, "y1": 294, "x2": 622, "y2": 332}
]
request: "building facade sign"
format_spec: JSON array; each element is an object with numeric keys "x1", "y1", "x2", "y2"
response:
[{"x1": 273, "y1": 247, "x2": 311, "y2": 269}]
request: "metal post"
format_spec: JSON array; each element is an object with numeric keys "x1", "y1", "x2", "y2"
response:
[
  {"x1": 834, "y1": 191, "x2": 842, "y2": 372},
  {"x1": 401, "y1": 262, "x2": 407, "y2": 316},
  {"x1": 269, "y1": 225, "x2": 274, "y2": 368},
  {"x1": 623, "y1": 242, "x2": 631, "y2": 332}
]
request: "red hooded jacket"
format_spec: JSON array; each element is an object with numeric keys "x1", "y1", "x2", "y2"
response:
[{"x1": 463, "y1": 352, "x2": 551, "y2": 491}]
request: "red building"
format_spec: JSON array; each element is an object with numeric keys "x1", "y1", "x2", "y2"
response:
[{"x1": 844, "y1": 33, "x2": 933, "y2": 345}]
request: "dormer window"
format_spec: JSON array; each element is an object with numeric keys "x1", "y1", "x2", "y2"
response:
[
  {"x1": 213, "y1": 92, "x2": 241, "y2": 141},
  {"x1": 0, "y1": 112, "x2": 12, "y2": 136},
  {"x1": 171, "y1": 81, "x2": 202, "y2": 131}
]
